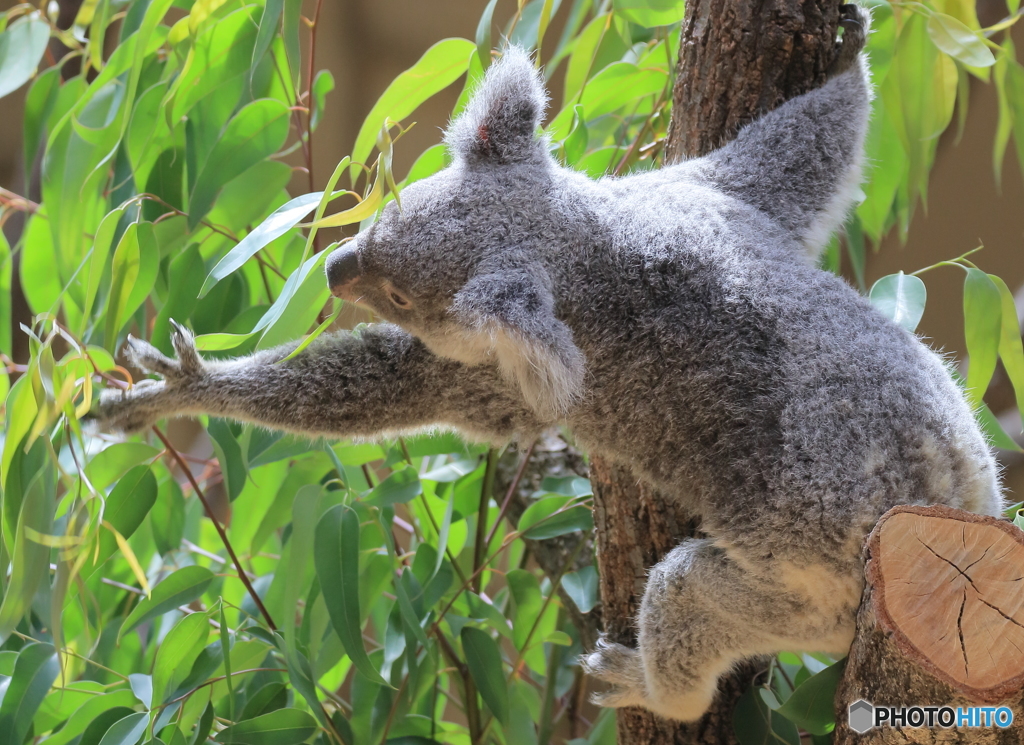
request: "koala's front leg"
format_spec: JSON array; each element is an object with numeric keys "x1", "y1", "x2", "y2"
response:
[{"x1": 97, "y1": 321, "x2": 543, "y2": 441}]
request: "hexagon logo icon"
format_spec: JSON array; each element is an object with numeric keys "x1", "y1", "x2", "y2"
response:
[{"x1": 849, "y1": 699, "x2": 874, "y2": 733}]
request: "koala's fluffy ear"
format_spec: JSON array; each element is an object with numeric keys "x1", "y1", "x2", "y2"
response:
[
  {"x1": 452, "y1": 269, "x2": 584, "y2": 418},
  {"x1": 445, "y1": 46, "x2": 548, "y2": 164}
]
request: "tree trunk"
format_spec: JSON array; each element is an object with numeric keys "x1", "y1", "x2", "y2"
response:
[
  {"x1": 589, "y1": 1, "x2": 844, "y2": 743},
  {"x1": 832, "y1": 506, "x2": 1024, "y2": 744}
]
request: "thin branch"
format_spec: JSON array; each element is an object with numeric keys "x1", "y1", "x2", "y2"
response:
[
  {"x1": 484, "y1": 440, "x2": 536, "y2": 549},
  {"x1": 151, "y1": 426, "x2": 279, "y2": 632},
  {"x1": 471, "y1": 449, "x2": 499, "y2": 593}
]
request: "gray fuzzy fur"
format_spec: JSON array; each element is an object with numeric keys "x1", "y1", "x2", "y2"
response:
[{"x1": 98, "y1": 8, "x2": 1001, "y2": 722}]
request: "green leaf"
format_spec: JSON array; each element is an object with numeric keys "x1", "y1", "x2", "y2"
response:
[
  {"x1": 365, "y1": 466, "x2": 422, "y2": 507},
  {"x1": 562, "y1": 566, "x2": 599, "y2": 613},
  {"x1": 975, "y1": 399, "x2": 1023, "y2": 452},
  {"x1": 733, "y1": 685, "x2": 800, "y2": 745},
  {"x1": 507, "y1": 569, "x2": 542, "y2": 652},
  {"x1": 77, "y1": 707, "x2": 139, "y2": 745},
  {"x1": 251, "y1": 0, "x2": 284, "y2": 74},
  {"x1": 151, "y1": 612, "x2": 210, "y2": 705},
  {"x1": 868, "y1": 272, "x2": 927, "y2": 332},
  {"x1": 90, "y1": 465, "x2": 158, "y2": 572},
  {"x1": 310, "y1": 69, "x2": 334, "y2": 131},
  {"x1": 562, "y1": 105, "x2": 589, "y2": 165},
  {"x1": 963, "y1": 267, "x2": 1002, "y2": 406},
  {"x1": 208, "y1": 418, "x2": 247, "y2": 502},
  {"x1": 0, "y1": 642, "x2": 59, "y2": 745},
  {"x1": 475, "y1": 0, "x2": 499, "y2": 66},
  {"x1": 612, "y1": 0, "x2": 684, "y2": 27},
  {"x1": 239, "y1": 682, "x2": 289, "y2": 720},
  {"x1": 23, "y1": 65, "x2": 61, "y2": 175},
  {"x1": 990, "y1": 275, "x2": 1024, "y2": 432},
  {"x1": 774, "y1": 660, "x2": 844, "y2": 735},
  {"x1": 0, "y1": 463, "x2": 55, "y2": 642},
  {"x1": 548, "y1": 62, "x2": 668, "y2": 139},
  {"x1": 120, "y1": 566, "x2": 216, "y2": 639},
  {"x1": 252, "y1": 249, "x2": 330, "y2": 350},
  {"x1": 169, "y1": 7, "x2": 260, "y2": 122},
  {"x1": 152, "y1": 475, "x2": 186, "y2": 556},
  {"x1": 461, "y1": 626, "x2": 509, "y2": 725},
  {"x1": 314, "y1": 504, "x2": 388, "y2": 685},
  {"x1": 188, "y1": 99, "x2": 291, "y2": 229},
  {"x1": 105, "y1": 222, "x2": 160, "y2": 349},
  {"x1": 926, "y1": 13, "x2": 995, "y2": 68},
  {"x1": 351, "y1": 38, "x2": 476, "y2": 170},
  {"x1": 97, "y1": 712, "x2": 149, "y2": 745},
  {"x1": 519, "y1": 497, "x2": 593, "y2": 539},
  {"x1": 216, "y1": 708, "x2": 318, "y2": 745},
  {"x1": 85, "y1": 443, "x2": 161, "y2": 491},
  {"x1": 201, "y1": 192, "x2": 322, "y2": 297},
  {"x1": 152, "y1": 247, "x2": 205, "y2": 357},
  {"x1": 0, "y1": 14, "x2": 50, "y2": 99},
  {"x1": 33, "y1": 692, "x2": 138, "y2": 745}
]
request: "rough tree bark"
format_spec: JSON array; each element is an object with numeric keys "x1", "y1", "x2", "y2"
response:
[
  {"x1": 832, "y1": 506, "x2": 1024, "y2": 744},
  {"x1": 589, "y1": 1, "x2": 846, "y2": 743}
]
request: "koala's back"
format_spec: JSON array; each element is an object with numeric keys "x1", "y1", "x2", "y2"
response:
[{"x1": 563, "y1": 169, "x2": 1001, "y2": 565}]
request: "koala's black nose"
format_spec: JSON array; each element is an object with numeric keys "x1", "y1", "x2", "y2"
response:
[{"x1": 326, "y1": 245, "x2": 361, "y2": 296}]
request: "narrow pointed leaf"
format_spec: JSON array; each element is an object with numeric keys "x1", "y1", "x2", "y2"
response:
[
  {"x1": 314, "y1": 504, "x2": 388, "y2": 685},
  {"x1": 461, "y1": 626, "x2": 509, "y2": 725},
  {"x1": 120, "y1": 566, "x2": 215, "y2": 639}
]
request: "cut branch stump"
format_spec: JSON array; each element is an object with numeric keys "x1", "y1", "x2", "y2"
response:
[{"x1": 834, "y1": 505, "x2": 1024, "y2": 744}]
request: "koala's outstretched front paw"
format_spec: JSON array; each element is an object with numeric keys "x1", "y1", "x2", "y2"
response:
[
  {"x1": 581, "y1": 637, "x2": 648, "y2": 709},
  {"x1": 95, "y1": 321, "x2": 207, "y2": 434},
  {"x1": 830, "y1": 4, "x2": 871, "y2": 77}
]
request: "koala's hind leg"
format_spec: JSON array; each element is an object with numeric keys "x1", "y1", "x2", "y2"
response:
[{"x1": 583, "y1": 539, "x2": 856, "y2": 722}]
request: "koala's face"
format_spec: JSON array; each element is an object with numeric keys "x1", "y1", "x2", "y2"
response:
[
  {"x1": 323, "y1": 47, "x2": 586, "y2": 417},
  {"x1": 325, "y1": 169, "x2": 497, "y2": 342}
]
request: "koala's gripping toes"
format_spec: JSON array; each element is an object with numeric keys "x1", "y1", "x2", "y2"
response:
[
  {"x1": 96, "y1": 321, "x2": 208, "y2": 434},
  {"x1": 830, "y1": 4, "x2": 870, "y2": 77}
]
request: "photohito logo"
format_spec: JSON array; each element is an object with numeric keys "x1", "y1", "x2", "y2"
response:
[{"x1": 848, "y1": 700, "x2": 1014, "y2": 733}]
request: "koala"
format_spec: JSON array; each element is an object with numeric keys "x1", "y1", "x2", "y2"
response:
[{"x1": 98, "y1": 4, "x2": 1001, "y2": 722}]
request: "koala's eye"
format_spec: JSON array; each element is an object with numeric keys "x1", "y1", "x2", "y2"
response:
[{"x1": 387, "y1": 288, "x2": 412, "y2": 308}]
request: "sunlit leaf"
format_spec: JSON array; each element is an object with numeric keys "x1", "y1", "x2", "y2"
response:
[
  {"x1": 868, "y1": 272, "x2": 927, "y2": 332},
  {"x1": 351, "y1": 38, "x2": 476, "y2": 171},
  {"x1": 120, "y1": 566, "x2": 215, "y2": 639},
  {"x1": 926, "y1": 12, "x2": 995, "y2": 68},
  {"x1": 151, "y1": 612, "x2": 211, "y2": 705},
  {"x1": 0, "y1": 14, "x2": 50, "y2": 99},
  {"x1": 990, "y1": 275, "x2": 1024, "y2": 432},
  {"x1": 188, "y1": 99, "x2": 291, "y2": 229},
  {"x1": 612, "y1": 0, "x2": 684, "y2": 27},
  {"x1": 963, "y1": 267, "x2": 1002, "y2": 406}
]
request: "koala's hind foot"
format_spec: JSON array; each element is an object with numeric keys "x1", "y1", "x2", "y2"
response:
[
  {"x1": 95, "y1": 321, "x2": 207, "y2": 434},
  {"x1": 582, "y1": 539, "x2": 859, "y2": 722},
  {"x1": 829, "y1": 4, "x2": 870, "y2": 77},
  {"x1": 583, "y1": 636, "x2": 718, "y2": 721},
  {"x1": 581, "y1": 638, "x2": 648, "y2": 709}
]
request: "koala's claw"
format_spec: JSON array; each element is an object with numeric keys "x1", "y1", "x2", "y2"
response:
[
  {"x1": 830, "y1": 4, "x2": 870, "y2": 77},
  {"x1": 124, "y1": 335, "x2": 177, "y2": 378},
  {"x1": 124, "y1": 321, "x2": 203, "y2": 383},
  {"x1": 581, "y1": 638, "x2": 648, "y2": 709},
  {"x1": 94, "y1": 324, "x2": 207, "y2": 434}
]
